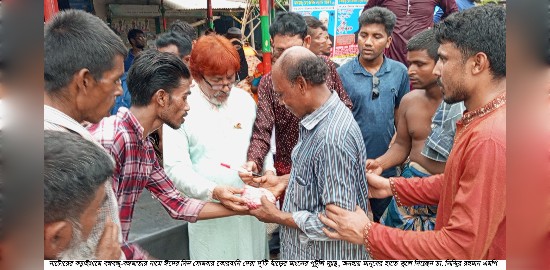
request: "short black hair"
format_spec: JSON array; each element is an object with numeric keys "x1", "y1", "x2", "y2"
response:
[
  {"x1": 269, "y1": 12, "x2": 308, "y2": 40},
  {"x1": 155, "y1": 31, "x2": 192, "y2": 58},
  {"x1": 127, "y1": 50, "x2": 191, "y2": 106},
  {"x1": 434, "y1": 5, "x2": 505, "y2": 78},
  {"x1": 169, "y1": 20, "x2": 198, "y2": 41},
  {"x1": 304, "y1": 16, "x2": 327, "y2": 35},
  {"x1": 359, "y1": 7, "x2": 397, "y2": 36},
  {"x1": 127, "y1": 28, "x2": 144, "y2": 43},
  {"x1": 407, "y1": 28, "x2": 439, "y2": 61},
  {"x1": 44, "y1": 131, "x2": 114, "y2": 224},
  {"x1": 44, "y1": 10, "x2": 127, "y2": 93},
  {"x1": 280, "y1": 52, "x2": 327, "y2": 86}
]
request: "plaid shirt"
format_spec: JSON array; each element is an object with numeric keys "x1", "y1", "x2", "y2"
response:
[
  {"x1": 422, "y1": 101, "x2": 466, "y2": 162},
  {"x1": 88, "y1": 107, "x2": 206, "y2": 259}
]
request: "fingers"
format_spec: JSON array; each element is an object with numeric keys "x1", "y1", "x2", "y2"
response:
[
  {"x1": 252, "y1": 176, "x2": 266, "y2": 186},
  {"x1": 259, "y1": 195, "x2": 272, "y2": 205},
  {"x1": 355, "y1": 204, "x2": 366, "y2": 215},
  {"x1": 318, "y1": 212, "x2": 338, "y2": 229},
  {"x1": 225, "y1": 201, "x2": 249, "y2": 212},
  {"x1": 227, "y1": 186, "x2": 245, "y2": 195},
  {"x1": 244, "y1": 161, "x2": 258, "y2": 173},
  {"x1": 96, "y1": 217, "x2": 122, "y2": 260},
  {"x1": 239, "y1": 171, "x2": 254, "y2": 184},
  {"x1": 321, "y1": 227, "x2": 342, "y2": 240},
  {"x1": 106, "y1": 218, "x2": 118, "y2": 243},
  {"x1": 325, "y1": 204, "x2": 344, "y2": 216}
]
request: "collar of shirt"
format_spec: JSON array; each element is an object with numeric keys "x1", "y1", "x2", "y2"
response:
[
  {"x1": 44, "y1": 105, "x2": 97, "y2": 141},
  {"x1": 116, "y1": 107, "x2": 147, "y2": 143},
  {"x1": 352, "y1": 55, "x2": 392, "y2": 76},
  {"x1": 300, "y1": 91, "x2": 339, "y2": 131},
  {"x1": 459, "y1": 92, "x2": 506, "y2": 127}
]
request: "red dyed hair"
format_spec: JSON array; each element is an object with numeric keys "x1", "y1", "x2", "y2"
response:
[{"x1": 190, "y1": 35, "x2": 240, "y2": 81}]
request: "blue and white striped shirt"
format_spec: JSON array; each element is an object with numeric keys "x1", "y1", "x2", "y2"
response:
[{"x1": 280, "y1": 91, "x2": 370, "y2": 260}]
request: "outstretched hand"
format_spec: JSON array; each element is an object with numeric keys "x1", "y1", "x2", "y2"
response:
[{"x1": 212, "y1": 185, "x2": 248, "y2": 212}]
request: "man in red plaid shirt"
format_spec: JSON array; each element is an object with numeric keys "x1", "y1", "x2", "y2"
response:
[{"x1": 89, "y1": 50, "x2": 248, "y2": 259}]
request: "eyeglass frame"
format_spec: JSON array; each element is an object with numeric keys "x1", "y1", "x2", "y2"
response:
[
  {"x1": 201, "y1": 75, "x2": 236, "y2": 91},
  {"x1": 372, "y1": 76, "x2": 380, "y2": 100}
]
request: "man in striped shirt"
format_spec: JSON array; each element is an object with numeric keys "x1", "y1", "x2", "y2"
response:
[{"x1": 249, "y1": 47, "x2": 370, "y2": 260}]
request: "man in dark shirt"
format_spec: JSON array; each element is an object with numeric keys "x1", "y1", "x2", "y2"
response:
[{"x1": 363, "y1": 0, "x2": 458, "y2": 66}]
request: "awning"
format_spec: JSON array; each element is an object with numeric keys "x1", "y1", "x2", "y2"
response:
[{"x1": 164, "y1": 0, "x2": 247, "y2": 10}]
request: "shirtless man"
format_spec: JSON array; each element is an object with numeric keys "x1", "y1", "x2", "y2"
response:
[{"x1": 365, "y1": 29, "x2": 442, "y2": 231}]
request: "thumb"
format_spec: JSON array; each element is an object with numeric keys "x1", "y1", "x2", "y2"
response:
[
  {"x1": 230, "y1": 186, "x2": 245, "y2": 194},
  {"x1": 355, "y1": 204, "x2": 366, "y2": 214},
  {"x1": 260, "y1": 195, "x2": 270, "y2": 204},
  {"x1": 244, "y1": 162, "x2": 254, "y2": 171}
]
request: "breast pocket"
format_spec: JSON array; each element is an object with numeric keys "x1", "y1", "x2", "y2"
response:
[{"x1": 294, "y1": 174, "x2": 311, "y2": 187}]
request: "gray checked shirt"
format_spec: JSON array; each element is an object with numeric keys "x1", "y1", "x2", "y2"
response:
[
  {"x1": 280, "y1": 91, "x2": 370, "y2": 260},
  {"x1": 422, "y1": 101, "x2": 466, "y2": 162}
]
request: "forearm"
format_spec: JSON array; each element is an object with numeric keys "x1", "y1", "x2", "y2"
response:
[
  {"x1": 197, "y1": 202, "x2": 240, "y2": 220},
  {"x1": 376, "y1": 143, "x2": 410, "y2": 170},
  {"x1": 276, "y1": 211, "x2": 299, "y2": 229},
  {"x1": 392, "y1": 174, "x2": 443, "y2": 206}
]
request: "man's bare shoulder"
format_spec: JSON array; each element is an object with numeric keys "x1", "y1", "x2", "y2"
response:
[{"x1": 400, "y1": 90, "x2": 430, "y2": 108}]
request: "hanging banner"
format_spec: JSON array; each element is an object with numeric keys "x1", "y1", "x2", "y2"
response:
[{"x1": 290, "y1": 0, "x2": 366, "y2": 64}]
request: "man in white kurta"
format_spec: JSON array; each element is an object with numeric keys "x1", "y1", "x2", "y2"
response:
[{"x1": 163, "y1": 83, "x2": 272, "y2": 259}]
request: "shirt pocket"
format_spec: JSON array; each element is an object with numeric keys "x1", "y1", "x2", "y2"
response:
[{"x1": 294, "y1": 174, "x2": 311, "y2": 187}]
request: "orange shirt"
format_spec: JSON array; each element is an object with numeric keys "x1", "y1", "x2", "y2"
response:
[{"x1": 365, "y1": 93, "x2": 506, "y2": 259}]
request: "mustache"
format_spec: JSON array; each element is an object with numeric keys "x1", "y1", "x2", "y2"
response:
[{"x1": 437, "y1": 78, "x2": 443, "y2": 87}]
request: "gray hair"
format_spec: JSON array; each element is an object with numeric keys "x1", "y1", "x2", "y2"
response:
[
  {"x1": 44, "y1": 131, "x2": 114, "y2": 225},
  {"x1": 279, "y1": 48, "x2": 328, "y2": 85},
  {"x1": 44, "y1": 10, "x2": 127, "y2": 93}
]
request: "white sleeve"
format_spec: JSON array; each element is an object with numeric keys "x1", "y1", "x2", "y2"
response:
[{"x1": 162, "y1": 124, "x2": 217, "y2": 201}]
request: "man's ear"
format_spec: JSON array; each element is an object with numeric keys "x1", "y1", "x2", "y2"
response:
[
  {"x1": 44, "y1": 221, "x2": 73, "y2": 259},
  {"x1": 304, "y1": 35, "x2": 312, "y2": 49},
  {"x1": 183, "y1": 55, "x2": 191, "y2": 66},
  {"x1": 296, "y1": 76, "x2": 308, "y2": 95},
  {"x1": 386, "y1": 36, "x2": 393, "y2": 48},
  {"x1": 75, "y1": 69, "x2": 94, "y2": 96},
  {"x1": 471, "y1": 52, "x2": 489, "y2": 76},
  {"x1": 154, "y1": 89, "x2": 169, "y2": 107}
]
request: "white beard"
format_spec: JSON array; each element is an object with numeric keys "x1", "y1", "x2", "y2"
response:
[{"x1": 57, "y1": 217, "x2": 105, "y2": 260}]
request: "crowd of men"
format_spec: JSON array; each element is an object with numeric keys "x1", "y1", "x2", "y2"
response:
[{"x1": 42, "y1": 1, "x2": 506, "y2": 261}]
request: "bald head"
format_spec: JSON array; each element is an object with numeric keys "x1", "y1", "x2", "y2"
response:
[{"x1": 274, "y1": 46, "x2": 328, "y2": 86}]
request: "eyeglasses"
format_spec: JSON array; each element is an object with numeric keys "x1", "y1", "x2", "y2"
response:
[
  {"x1": 372, "y1": 76, "x2": 380, "y2": 100},
  {"x1": 202, "y1": 75, "x2": 236, "y2": 91}
]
